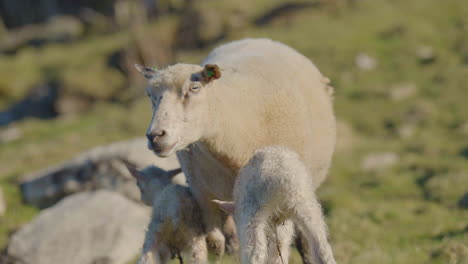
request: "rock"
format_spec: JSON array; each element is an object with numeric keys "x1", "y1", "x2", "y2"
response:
[
  {"x1": 20, "y1": 138, "x2": 185, "y2": 208},
  {"x1": 416, "y1": 45, "x2": 436, "y2": 64},
  {"x1": 458, "y1": 193, "x2": 468, "y2": 209},
  {"x1": 423, "y1": 172, "x2": 468, "y2": 207},
  {"x1": 355, "y1": 53, "x2": 377, "y2": 70},
  {"x1": 397, "y1": 124, "x2": 415, "y2": 139},
  {"x1": 361, "y1": 152, "x2": 398, "y2": 172},
  {"x1": 0, "y1": 0, "x2": 114, "y2": 29},
  {"x1": 458, "y1": 122, "x2": 468, "y2": 135},
  {"x1": 0, "y1": 81, "x2": 59, "y2": 126},
  {"x1": 0, "y1": 125, "x2": 22, "y2": 143},
  {"x1": 0, "y1": 187, "x2": 5, "y2": 216},
  {"x1": 6, "y1": 190, "x2": 149, "y2": 264},
  {"x1": 389, "y1": 83, "x2": 417, "y2": 101},
  {"x1": 431, "y1": 242, "x2": 468, "y2": 264}
]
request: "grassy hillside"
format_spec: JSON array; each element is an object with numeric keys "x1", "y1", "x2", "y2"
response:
[{"x1": 1, "y1": 0, "x2": 467, "y2": 263}]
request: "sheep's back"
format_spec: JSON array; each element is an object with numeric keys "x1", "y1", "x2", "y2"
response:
[{"x1": 202, "y1": 38, "x2": 336, "y2": 188}]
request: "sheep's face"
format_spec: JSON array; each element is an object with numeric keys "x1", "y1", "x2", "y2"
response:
[{"x1": 135, "y1": 63, "x2": 221, "y2": 157}]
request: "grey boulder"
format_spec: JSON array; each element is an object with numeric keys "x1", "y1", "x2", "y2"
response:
[{"x1": 6, "y1": 190, "x2": 149, "y2": 264}]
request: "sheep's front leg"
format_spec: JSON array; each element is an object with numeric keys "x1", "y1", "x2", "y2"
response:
[
  {"x1": 183, "y1": 182, "x2": 225, "y2": 263},
  {"x1": 178, "y1": 154, "x2": 225, "y2": 263}
]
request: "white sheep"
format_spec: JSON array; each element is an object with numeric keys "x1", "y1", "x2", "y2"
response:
[
  {"x1": 214, "y1": 146, "x2": 337, "y2": 264},
  {"x1": 135, "y1": 38, "x2": 336, "y2": 262},
  {"x1": 124, "y1": 162, "x2": 208, "y2": 264}
]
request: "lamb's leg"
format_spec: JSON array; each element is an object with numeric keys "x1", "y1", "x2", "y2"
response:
[
  {"x1": 203, "y1": 210, "x2": 225, "y2": 264},
  {"x1": 295, "y1": 229, "x2": 314, "y2": 264},
  {"x1": 235, "y1": 209, "x2": 269, "y2": 264},
  {"x1": 223, "y1": 215, "x2": 239, "y2": 255},
  {"x1": 137, "y1": 241, "x2": 167, "y2": 264},
  {"x1": 267, "y1": 220, "x2": 294, "y2": 264},
  {"x1": 186, "y1": 234, "x2": 208, "y2": 264},
  {"x1": 157, "y1": 245, "x2": 171, "y2": 264},
  {"x1": 138, "y1": 217, "x2": 167, "y2": 264},
  {"x1": 247, "y1": 215, "x2": 269, "y2": 264},
  {"x1": 293, "y1": 198, "x2": 336, "y2": 264}
]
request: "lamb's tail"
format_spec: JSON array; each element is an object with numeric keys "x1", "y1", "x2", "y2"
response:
[{"x1": 293, "y1": 199, "x2": 337, "y2": 264}]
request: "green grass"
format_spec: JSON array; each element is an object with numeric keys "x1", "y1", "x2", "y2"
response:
[{"x1": 1, "y1": 0, "x2": 468, "y2": 263}]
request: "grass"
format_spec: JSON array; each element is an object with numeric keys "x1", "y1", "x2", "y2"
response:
[{"x1": 1, "y1": 0, "x2": 468, "y2": 263}]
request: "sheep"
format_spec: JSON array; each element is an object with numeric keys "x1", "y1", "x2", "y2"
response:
[
  {"x1": 124, "y1": 162, "x2": 208, "y2": 264},
  {"x1": 214, "y1": 146, "x2": 337, "y2": 264},
  {"x1": 135, "y1": 38, "x2": 336, "y2": 263}
]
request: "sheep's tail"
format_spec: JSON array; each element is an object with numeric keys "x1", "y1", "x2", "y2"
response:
[
  {"x1": 322, "y1": 77, "x2": 334, "y2": 100},
  {"x1": 293, "y1": 199, "x2": 337, "y2": 264}
]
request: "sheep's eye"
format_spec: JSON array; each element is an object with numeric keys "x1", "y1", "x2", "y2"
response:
[{"x1": 190, "y1": 86, "x2": 201, "y2": 93}]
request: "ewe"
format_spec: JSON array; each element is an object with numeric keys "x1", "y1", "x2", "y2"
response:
[
  {"x1": 124, "y1": 162, "x2": 208, "y2": 264},
  {"x1": 135, "y1": 38, "x2": 336, "y2": 263},
  {"x1": 214, "y1": 146, "x2": 336, "y2": 264}
]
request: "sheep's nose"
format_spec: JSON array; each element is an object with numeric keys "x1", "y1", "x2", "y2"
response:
[{"x1": 146, "y1": 130, "x2": 166, "y2": 143}]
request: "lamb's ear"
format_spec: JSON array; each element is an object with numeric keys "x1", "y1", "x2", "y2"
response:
[
  {"x1": 167, "y1": 168, "x2": 182, "y2": 179},
  {"x1": 121, "y1": 160, "x2": 144, "y2": 180},
  {"x1": 201, "y1": 64, "x2": 221, "y2": 83},
  {"x1": 134, "y1": 64, "x2": 157, "y2": 79},
  {"x1": 212, "y1": 200, "x2": 235, "y2": 214}
]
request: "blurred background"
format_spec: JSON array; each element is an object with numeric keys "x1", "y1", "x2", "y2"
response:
[{"x1": 0, "y1": 0, "x2": 467, "y2": 263}]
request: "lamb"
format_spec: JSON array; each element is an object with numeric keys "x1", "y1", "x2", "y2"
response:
[
  {"x1": 135, "y1": 38, "x2": 336, "y2": 263},
  {"x1": 124, "y1": 162, "x2": 208, "y2": 264},
  {"x1": 214, "y1": 146, "x2": 336, "y2": 264}
]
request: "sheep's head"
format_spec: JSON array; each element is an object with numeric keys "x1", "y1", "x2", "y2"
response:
[
  {"x1": 123, "y1": 160, "x2": 181, "y2": 205},
  {"x1": 135, "y1": 63, "x2": 221, "y2": 157}
]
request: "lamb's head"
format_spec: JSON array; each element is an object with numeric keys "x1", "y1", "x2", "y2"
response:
[
  {"x1": 123, "y1": 161, "x2": 181, "y2": 205},
  {"x1": 135, "y1": 63, "x2": 221, "y2": 157}
]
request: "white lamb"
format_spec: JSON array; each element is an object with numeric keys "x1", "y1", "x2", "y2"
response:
[
  {"x1": 124, "y1": 162, "x2": 208, "y2": 264},
  {"x1": 214, "y1": 146, "x2": 336, "y2": 264}
]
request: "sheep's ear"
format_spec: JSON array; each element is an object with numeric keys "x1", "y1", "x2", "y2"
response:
[
  {"x1": 201, "y1": 64, "x2": 221, "y2": 83},
  {"x1": 122, "y1": 160, "x2": 144, "y2": 180},
  {"x1": 212, "y1": 200, "x2": 235, "y2": 214},
  {"x1": 134, "y1": 64, "x2": 157, "y2": 79},
  {"x1": 167, "y1": 168, "x2": 182, "y2": 179}
]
